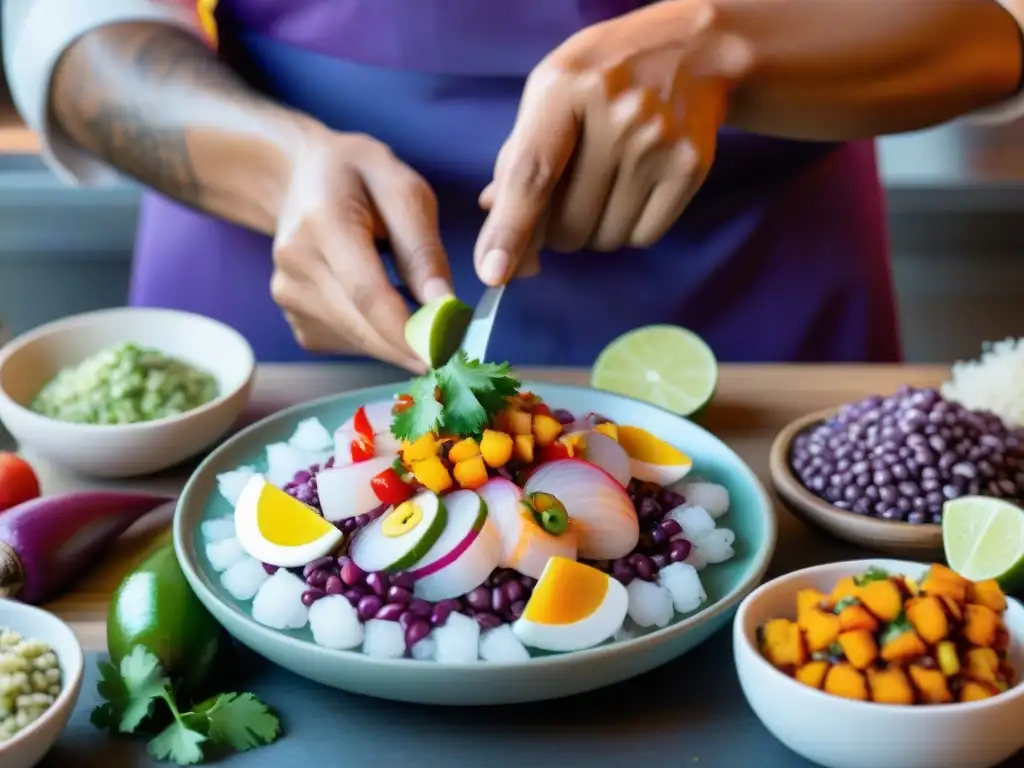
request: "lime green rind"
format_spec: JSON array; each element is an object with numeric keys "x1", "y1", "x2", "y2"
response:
[{"x1": 942, "y1": 496, "x2": 1024, "y2": 590}]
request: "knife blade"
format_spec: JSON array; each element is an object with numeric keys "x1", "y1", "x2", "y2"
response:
[{"x1": 457, "y1": 284, "x2": 506, "y2": 363}]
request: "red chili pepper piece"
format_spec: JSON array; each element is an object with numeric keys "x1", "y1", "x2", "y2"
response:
[
  {"x1": 352, "y1": 406, "x2": 374, "y2": 442},
  {"x1": 392, "y1": 394, "x2": 414, "y2": 415},
  {"x1": 350, "y1": 437, "x2": 375, "y2": 463},
  {"x1": 349, "y1": 405, "x2": 377, "y2": 463},
  {"x1": 532, "y1": 403, "x2": 552, "y2": 418},
  {"x1": 538, "y1": 442, "x2": 572, "y2": 463},
  {"x1": 370, "y1": 468, "x2": 414, "y2": 506}
]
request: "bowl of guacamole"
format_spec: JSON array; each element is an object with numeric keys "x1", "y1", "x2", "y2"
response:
[{"x1": 0, "y1": 308, "x2": 255, "y2": 478}]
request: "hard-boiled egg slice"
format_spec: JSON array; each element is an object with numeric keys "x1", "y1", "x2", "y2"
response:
[
  {"x1": 234, "y1": 474, "x2": 341, "y2": 568},
  {"x1": 616, "y1": 425, "x2": 693, "y2": 485},
  {"x1": 513, "y1": 557, "x2": 628, "y2": 653}
]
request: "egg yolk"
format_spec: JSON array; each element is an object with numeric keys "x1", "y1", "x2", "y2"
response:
[
  {"x1": 256, "y1": 482, "x2": 335, "y2": 545},
  {"x1": 523, "y1": 558, "x2": 609, "y2": 625},
  {"x1": 616, "y1": 426, "x2": 691, "y2": 467}
]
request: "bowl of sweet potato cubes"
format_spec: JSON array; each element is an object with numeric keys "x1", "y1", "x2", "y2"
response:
[{"x1": 734, "y1": 559, "x2": 1024, "y2": 768}]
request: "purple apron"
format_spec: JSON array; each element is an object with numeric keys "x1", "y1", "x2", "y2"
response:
[{"x1": 130, "y1": 0, "x2": 902, "y2": 365}]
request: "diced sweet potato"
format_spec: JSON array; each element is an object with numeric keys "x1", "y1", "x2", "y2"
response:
[
  {"x1": 513, "y1": 434, "x2": 535, "y2": 463},
  {"x1": 508, "y1": 409, "x2": 533, "y2": 436},
  {"x1": 859, "y1": 579, "x2": 904, "y2": 621},
  {"x1": 867, "y1": 667, "x2": 915, "y2": 705},
  {"x1": 938, "y1": 594, "x2": 964, "y2": 622},
  {"x1": 965, "y1": 647, "x2": 1001, "y2": 685},
  {"x1": 411, "y1": 456, "x2": 453, "y2": 494},
  {"x1": 960, "y1": 680, "x2": 998, "y2": 702},
  {"x1": 760, "y1": 618, "x2": 807, "y2": 669},
  {"x1": 795, "y1": 660, "x2": 830, "y2": 690},
  {"x1": 453, "y1": 455, "x2": 488, "y2": 490},
  {"x1": 921, "y1": 565, "x2": 969, "y2": 603},
  {"x1": 803, "y1": 609, "x2": 842, "y2": 652},
  {"x1": 796, "y1": 589, "x2": 829, "y2": 626},
  {"x1": 593, "y1": 422, "x2": 619, "y2": 441},
  {"x1": 963, "y1": 604, "x2": 1000, "y2": 647},
  {"x1": 480, "y1": 429, "x2": 514, "y2": 468},
  {"x1": 448, "y1": 437, "x2": 481, "y2": 464},
  {"x1": 830, "y1": 576, "x2": 860, "y2": 604},
  {"x1": 905, "y1": 596, "x2": 950, "y2": 644},
  {"x1": 824, "y1": 663, "x2": 868, "y2": 701},
  {"x1": 532, "y1": 413, "x2": 563, "y2": 447},
  {"x1": 838, "y1": 604, "x2": 879, "y2": 633},
  {"x1": 936, "y1": 641, "x2": 961, "y2": 677},
  {"x1": 969, "y1": 579, "x2": 1008, "y2": 614},
  {"x1": 838, "y1": 630, "x2": 879, "y2": 670},
  {"x1": 881, "y1": 627, "x2": 927, "y2": 663},
  {"x1": 908, "y1": 664, "x2": 953, "y2": 704}
]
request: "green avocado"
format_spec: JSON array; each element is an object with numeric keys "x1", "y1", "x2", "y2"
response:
[{"x1": 106, "y1": 545, "x2": 225, "y2": 696}]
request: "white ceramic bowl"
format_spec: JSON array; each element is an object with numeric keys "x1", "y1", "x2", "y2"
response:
[
  {"x1": 734, "y1": 559, "x2": 1024, "y2": 768},
  {"x1": 0, "y1": 599, "x2": 84, "y2": 768},
  {"x1": 0, "y1": 308, "x2": 255, "y2": 478}
]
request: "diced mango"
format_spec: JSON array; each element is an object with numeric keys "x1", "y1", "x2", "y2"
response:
[
  {"x1": 795, "y1": 660, "x2": 830, "y2": 689},
  {"x1": 803, "y1": 608, "x2": 842, "y2": 652},
  {"x1": 411, "y1": 456, "x2": 453, "y2": 495},
  {"x1": 824, "y1": 663, "x2": 868, "y2": 701},
  {"x1": 965, "y1": 647, "x2": 1001, "y2": 685},
  {"x1": 532, "y1": 413, "x2": 563, "y2": 447},
  {"x1": 960, "y1": 680, "x2": 997, "y2": 702},
  {"x1": 453, "y1": 455, "x2": 488, "y2": 490},
  {"x1": 867, "y1": 667, "x2": 915, "y2": 705},
  {"x1": 938, "y1": 594, "x2": 964, "y2": 622},
  {"x1": 830, "y1": 576, "x2": 860, "y2": 604},
  {"x1": 402, "y1": 434, "x2": 438, "y2": 463},
  {"x1": 760, "y1": 618, "x2": 807, "y2": 669},
  {"x1": 936, "y1": 641, "x2": 961, "y2": 677},
  {"x1": 480, "y1": 429, "x2": 514, "y2": 468},
  {"x1": 859, "y1": 579, "x2": 903, "y2": 622},
  {"x1": 908, "y1": 664, "x2": 953, "y2": 704},
  {"x1": 448, "y1": 438, "x2": 480, "y2": 464},
  {"x1": 963, "y1": 604, "x2": 1000, "y2": 648},
  {"x1": 796, "y1": 589, "x2": 828, "y2": 624},
  {"x1": 508, "y1": 410, "x2": 533, "y2": 436},
  {"x1": 838, "y1": 604, "x2": 879, "y2": 633},
  {"x1": 880, "y1": 628, "x2": 927, "y2": 664},
  {"x1": 969, "y1": 579, "x2": 1008, "y2": 614},
  {"x1": 513, "y1": 434, "x2": 535, "y2": 463},
  {"x1": 921, "y1": 564, "x2": 969, "y2": 603},
  {"x1": 593, "y1": 422, "x2": 619, "y2": 441},
  {"x1": 905, "y1": 596, "x2": 949, "y2": 644},
  {"x1": 838, "y1": 630, "x2": 879, "y2": 670}
]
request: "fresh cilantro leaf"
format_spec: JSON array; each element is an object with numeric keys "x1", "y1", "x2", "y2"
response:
[
  {"x1": 200, "y1": 693, "x2": 281, "y2": 751},
  {"x1": 91, "y1": 660, "x2": 130, "y2": 732},
  {"x1": 391, "y1": 373, "x2": 442, "y2": 441},
  {"x1": 879, "y1": 610, "x2": 913, "y2": 646},
  {"x1": 118, "y1": 646, "x2": 171, "y2": 732},
  {"x1": 853, "y1": 566, "x2": 890, "y2": 587},
  {"x1": 148, "y1": 721, "x2": 208, "y2": 766},
  {"x1": 436, "y1": 368, "x2": 488, "y2": 436},
  {"x1": 833, "y1": 596, "x2": 859, "y2": 613},
  {"x1": 437, "y1": 354, "x2": 520, "y2": 436}
]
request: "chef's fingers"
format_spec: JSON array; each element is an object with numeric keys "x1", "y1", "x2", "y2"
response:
[
  {"x1": 478, "y1": 182, "x2": 495, "y2": 210},
  {"x1": 475, "y1": 85, "x2": 577, "y2": 285},
  {"x1": 364, "y1": 166, "x2": 453, "y2": 306},
  {"x1": 629, "y1": 140, "x2": 706, "y2": 248}
]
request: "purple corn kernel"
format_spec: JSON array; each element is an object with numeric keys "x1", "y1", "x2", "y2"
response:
[
  {"x1": 324, "y1": 456, "x2": 336, "y2": 468},
  {"x1": 502, "y1": 579, "x2": 525, "y2": 604},
  {"x1": 293, "y1": 470, "x2": 312, "y2": 485},
  {"x1": 407, "y1": 599, "x2": 432, "y2": 617},
  {"x1": 638, "y1": 497, "x2": 661, "y2": 520},
  {"x1": 405, "y1": 620, "x2": 432, "y2": 648},
  {"x1": 651, "y1": 553, "x2": 669, "y2": 570},
  {"x1": 552, "y1": 409, "x2": 576, "y2": 425},
  {"x1": 612, "y1": 559, "x2": 636, "y2": 584},
  {"x1": 466, "y1": 586, "x2": 491, "y2": 611},
  {"x1": 343, "y1": 589, "x2": 363, "y2": 607},
  {"x1": 261, "y1": 563, "x2": 279, "y2": 576},
  {"x1": 430, "y1": 604, "x2": 453, "y2": 627},
  {"x1": 341, "y1": 518, "x2": 359, "y2": 534},
  {"x1": 398, "y1": 611, "x2": 418, "y2": 631},
  {"x1": 305, "y1": 570, "x2": 328, "y2": 589},
  {"x1": 390, "y1": 571, "x2": 416, "y2": 591},
  {"x1": 353, "y1": 513, "x2": 371, "y2": 528},
  {"x1": 509, "y1": 600, "x2": 527, "y2": 619},
  {"x1": 659, "y1": 518, "x2": 683, "y2": 538},
  {"x1": 386, "y1": 586, "x2": 413, "y2": 604},
  {"x1": 339, "y1": 559, "x2": 366, "y2": 587},
  {"x1": 520, "y1": 577, "x2": 537, "y2": 590},
  {"x1": 491, "y1": 587, "x2": 510, "y2": 614},
  {"x1": 649, "y1": 527, "x2": 668, "y2": 546},
  {"x1": 435, "y1": 598, "x2": 463, "y2": 613},
  {"x1": 375, "y1": 603, "x2": 405, "y2": 622},
  {"x1": 365, "y1": 571, "x2": 389, "y2": 596},
  {"x1": 474, "y1": 612, "x2": 504, "y2": 630},
  {"x1": 669, "y1": 538, "x2": 692, "y2": 562},
  {"x1": 632, "y1": 554, "x2": 656, "y2": 581},
  {"x1": 324, "y1": 575, "x2": 345, "y2": 595},
  {"x1": 356, "y1": 595, "x2": 384, "y2": 622},
  {"x1": 301, "y1": 588, "x2": 326, "y2": 607}
]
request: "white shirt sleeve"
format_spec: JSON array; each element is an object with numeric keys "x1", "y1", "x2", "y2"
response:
[
  {"x1": 970, "y1": 0, "x2": 1024, "y2": 124},
  {"x1": 3, "y1": 0, "x2": 203, "y2": 186}
]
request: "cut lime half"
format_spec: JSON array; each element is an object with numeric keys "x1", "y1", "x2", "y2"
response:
[
  {"x1": 404, "y1": 295, "x2": 473, "y2": 369},
  {"x1": 943, "y1": 496, "x2": 1024, "y2": 590},
  {"x1": 591, "y1": 325, "x2": 718, "y2": 417}
]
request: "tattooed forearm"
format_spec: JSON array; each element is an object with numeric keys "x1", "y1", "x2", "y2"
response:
[{"x1": 49, "y1": 23, "x2": 314, "y2": 232}]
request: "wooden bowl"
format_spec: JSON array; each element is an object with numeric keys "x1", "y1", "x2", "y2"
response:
[{"x1": 769, "y1": 407, "x2": 944, "y2": 559}]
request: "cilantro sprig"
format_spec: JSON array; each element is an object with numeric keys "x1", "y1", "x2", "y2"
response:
[
  {"x1": 391, "y1": 352, "x2": 520, "y2": 441},
  {"x1": 91, "y1": 646, "x2": 281, "y2": 765}
]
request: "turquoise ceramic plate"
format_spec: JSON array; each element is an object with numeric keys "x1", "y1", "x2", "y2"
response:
[{"x1": 174, "y1": 381, "x2": 777, "y2": 705}]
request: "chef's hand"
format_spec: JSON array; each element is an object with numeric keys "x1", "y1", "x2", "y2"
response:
[
  {"x1": 475, "y1": 1, "x2": 736, "y2": 285},
  {"x1": 271, "y1": 129, "x2": 451, "y2": 372}
]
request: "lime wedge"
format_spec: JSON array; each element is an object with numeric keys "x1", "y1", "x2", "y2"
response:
[
  {"x1": 404, "y1": 295, "x2": 473, "y2": 369},
  {"x1": 943, "y1": 496, "x2": 1024, "y2": 590},
  {"x1": 591, "y1": 325, "x2": 718, "y2": 417}
]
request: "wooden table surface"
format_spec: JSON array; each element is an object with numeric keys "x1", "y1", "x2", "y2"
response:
[{"x1": 14, "y1": 363, "x2": 949, "y2": 655}]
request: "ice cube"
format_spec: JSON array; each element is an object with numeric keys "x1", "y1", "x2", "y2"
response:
[
  {"x1": 694, "y1": 528, "x2": 736, "y2": 564},
  {"x1": 433, "y1": 612, "x2": 480, "y2": 663},
  {"x1": 362, "y1": 619, "x2": 406, "y2": 659},
  {"x1": 265, "y1": 443, "x2": 316, "y2": 488},
  {"x1": 667, "y1": 505, "x2": 716, "y2": 539},
  {"x1": 220, "y1": 556, "x2": 269, "y2": 601},
  {"x1": 201, "y1": 516, "x2": 236, "y2": 542},
  {"x1": 251, "y1": 570, "x2": 309, "y2": 630},
  {"x1": 206, "y1": 537, "x2": 246, "y2": 572},
  {"x1": 216, "y1": 467, "x2": 257, "y2": 507},
  {"x1": 289, "y1": 417, "x2": 333, "y2": 454},
  {"x1": 411, "y1": 634, "x2": 437, "y2": 661},
  {"x1": 309, "y1": 595, "x2": 364, "y2": 650},
  {"x1": 613, "y1": 622, "x2": 640, "y2": 643},
  {"x1": 626, "y1": 579, "x2": 674, "y2": 628},
  {"x1": 479, "y1": 625, "x2": 530, "y2": 663},
  {"x1": 658, "y1": 562, "x2": 707, "y2": 614},
  {"x1": 676, "y1": 482, "x2": 730, "y2": 519}
]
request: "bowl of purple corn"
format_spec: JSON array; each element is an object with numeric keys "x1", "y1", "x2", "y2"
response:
[{"x1": 769, "y1": 385, "x2": 1024, "y2": 558}]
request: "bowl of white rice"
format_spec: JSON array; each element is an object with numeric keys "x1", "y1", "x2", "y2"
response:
[{"x1": 0, "y1": 600, "x2": 84, "y2": 768}]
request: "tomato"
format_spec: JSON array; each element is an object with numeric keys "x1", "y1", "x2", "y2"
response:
[
  {"x1": 538, "y1": 442, "x2": 573, "y2": 463},
  {"x1": 370, "y1": 468, "x2": 414, "y2": 506},
  {"x1": 532, "y1": 403, "x2": 552, "y2": 418},
  {"x1": 350, "y1": 437, "x2": 376, "y2": 463},
  {"x1": 392, "y1": 394, "x2": 414, "y2": 415}
]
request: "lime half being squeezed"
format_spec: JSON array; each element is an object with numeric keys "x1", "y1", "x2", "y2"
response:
[
  {"x1": 405, "y1": 295, "x2": 473, "y2": 368},
  {"x1": 591, "y1": 325, "x2": 718, "y2": 417},
  {"x1": 943, "y1": 496, "x2": 1024, "y2": 592}
]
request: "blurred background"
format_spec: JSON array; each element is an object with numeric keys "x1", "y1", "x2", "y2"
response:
[{"x1": 0, "y1": 35, "x2": 1021, "y2": 362}]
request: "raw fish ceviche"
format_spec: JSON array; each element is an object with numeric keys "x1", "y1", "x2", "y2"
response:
[{"x1": 201, "y1": 355, "x2": 737, "y2": 662}]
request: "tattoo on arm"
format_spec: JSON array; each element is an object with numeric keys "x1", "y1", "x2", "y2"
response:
[{"x1": 50, "y1": 24, "x2": 254, "y2": 208}]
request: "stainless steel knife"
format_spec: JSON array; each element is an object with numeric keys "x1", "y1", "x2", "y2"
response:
[{"x1": 457, "y1": 284, "x2": 506, "y2": 363}]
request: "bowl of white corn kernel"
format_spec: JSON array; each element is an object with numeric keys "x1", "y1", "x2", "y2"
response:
[{"x1": 0, "y1": 600, "x2": 84, "y2": 768}]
